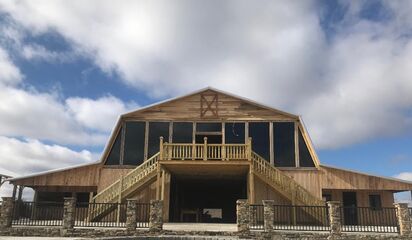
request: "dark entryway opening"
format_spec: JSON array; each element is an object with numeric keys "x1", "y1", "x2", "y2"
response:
[
  {"x1": 342, "y1": 191, "x2": 358, "y2": 225},
  {"x1": 169, "y1": 176, "x2": 247, "y2": 223}
]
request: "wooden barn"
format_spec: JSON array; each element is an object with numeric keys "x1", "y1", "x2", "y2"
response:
[{"x1": 8, "y1": 87, "x2": 412, "y2": 224}]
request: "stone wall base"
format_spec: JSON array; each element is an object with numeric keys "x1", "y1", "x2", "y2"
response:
[{"x1": 0, "y1": 227, "x2": 411, "y2": 239}]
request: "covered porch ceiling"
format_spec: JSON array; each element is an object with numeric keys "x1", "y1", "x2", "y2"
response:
[{"x1": 160, "y1": 160, "x2": 250, "y2": 179}]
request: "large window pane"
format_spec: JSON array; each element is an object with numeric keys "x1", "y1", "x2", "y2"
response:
[
  {"x1": 123, "y1": 122, "x2": 146, "y2": 165},
  {"x1": 196, "y1": 123, "x2": 221, "y2": 132},
  {"x1": 148, "y1": 122, "x2": 169, "y2": 158},
  {"x1": 249, "y1": 122, "x2": 270, "y2": 160},
  {"x1": 274, "y1": 122, "x2": 295, "y2": 167},
  {"x1": 105, "y1": 127, "x2": 122, "y2": 165},
  {"x1": 298, "y1": 130, "x2": 315, "y2": 167},
  {"x1": 225, "y1": 122, "x2": 245, "y2": 144},
  {"x1": 173, "y1": 122, "x2": 193, "y2": 143}
]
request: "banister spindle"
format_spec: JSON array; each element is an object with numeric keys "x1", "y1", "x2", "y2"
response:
[{"x1": 203, "y1": 137, "x2": 208, "y2": 161}]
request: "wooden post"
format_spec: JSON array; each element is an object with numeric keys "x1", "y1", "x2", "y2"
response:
[
  {"x1": 11, "y1": 184, "x2": 17, "y2": 200},
  {"x1": 222, "y1": 123, "x2": 226, "y2": 160},
  {"x1": 159, "y1": 137, "x2": 164, "y2": 160},
  {"x1": 249, "y1": 167, "x2": 255, "y2": 204},
  {"x1": 117, "y1": 176, "x2": 123, "y2": 223},
  {"x1": 291, "y1": 184, "x2": 297, "y2": 226},
  {"x1": 203, "y1": 137, "x2": 208, "y2": 161},
  {"x1": 247, "y1": 137, "x2": 252, "y2": 160},
  {"x1": 89, "y1": 192, "x2": 94, "y2": 203},
  {"x1": 156, "y1": 166, "x2": 161, "y2": 200},
  {"x1": 192, "y1": 140, "x2": 196, "y2": 160},
  {"x1": 161, "y1": 170, "x2": 166, "y2": 200},
  {"x1": 294, "y1": 122, "x2": 299, "y2": 167},
  {"x1": 17, "y1": 186, "x2": 24, "y2": 201}
]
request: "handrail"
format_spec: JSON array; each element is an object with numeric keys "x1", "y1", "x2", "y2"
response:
[
  {"x1": 92, "y1": 153, "x2": 160, "y2": 204},
  {"x1": 251, "y1": 152, "x2": 324, "y2": 206},
  {"x1": 161, "y1": 141, "x2": 251, "y2": 161}
]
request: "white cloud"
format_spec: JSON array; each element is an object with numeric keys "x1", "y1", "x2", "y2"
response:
[
  {"x1": 1, "y1": 1, "x2": 412, "y2": 149},
  {"x1": 0, "y1": 47, "x2": 22, "y2": 85},
  {"x1": 0, "y1": 86, "x2": 107, "y2": 145},
  {"x1": 66, "y1": 96, "x2": 137, "y2": 132},
  {"x1": 0, "y1": 136, "x2": 94, "y2": 175},
  {"x1": 394, "y1": 172, "x2": 412, "y2": 182}
]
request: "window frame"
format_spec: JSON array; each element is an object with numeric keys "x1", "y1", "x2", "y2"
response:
[{"x1": 369, "y1": 194, "x2": 382, "y2": 210}]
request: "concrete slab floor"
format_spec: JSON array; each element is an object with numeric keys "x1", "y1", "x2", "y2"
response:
[{"x1": 163, "y1": 223, "x2": 237, "y2": 232}]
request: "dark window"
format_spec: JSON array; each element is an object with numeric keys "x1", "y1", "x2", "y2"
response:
[
  {"x1": 123, "y1": 122, "x2": 146, "y2": 165},
  {"x1": 322, "y1": 194, "x2": 332, "y2": 202},
  {"x1": 369, "y1": 195, "x2": 382, "y2": 210},
  {"x1": 173, "y1": 122, "x2": 193, "y2": 143},
  {"x1": 148, "y1": 122, "x2": 169, "y2": 158},
  {"x1": 299, "y1": 130, "x2": 315, "y2": 167},
  {"x1": 249, "y1": 122, "x2": 270, "y2": 160},
  {"x1": 225, "y1": 122, "x2": 245, "y2": 144},
  {"x1": 274, "y1": 122, "x2": 296, "y2": 167},
  {"x1": 196, "y1": 122, "x2": 221, "y2": 132},
  {"x1": 105, "y1": 127, "x2": 122, "y2": 165}
]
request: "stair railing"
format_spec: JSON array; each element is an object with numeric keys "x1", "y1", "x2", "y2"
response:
[
  {"x1": 251, "y1": 152, "x2": 324, "y2": 206},
  {"x1": 92, "y1": 152, "x2": 160, "y2": 204},
  {"x1": 160, "y1": 137, "x2": 252, "y2": 161}
]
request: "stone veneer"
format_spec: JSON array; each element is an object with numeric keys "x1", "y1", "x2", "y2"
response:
[
  {"x1": 62, "y1": 197, "x2": 76, "y2": 230},
  {"x1": 0, "y1": 197, "x2": 14, "y2": 229},
  {"x1": 0, "y1": 227, "x2": 411, "y2": 239},
  {"x1": 149, "y1": 200, "x2": 163, "y2": 232},
  {"x1": 263, "y1": 200, "x2": 275, "y2": 232},
  {"x1": 126, "y1": 199, "x2": 138, "y2": 231},
  {"x1": 236, "y1": 199, "x2": 249, "y2": 233},
  {"x1": 394, "y1": 203, "x2": 411, "y2": 237},
  {"x1": 327, "y1": 201, "x2": 342, "y2": 237}
]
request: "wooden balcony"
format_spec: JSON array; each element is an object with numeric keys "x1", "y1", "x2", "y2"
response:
[{"x1": 159, "y1": 137, "x2": 252, "y2": 161}]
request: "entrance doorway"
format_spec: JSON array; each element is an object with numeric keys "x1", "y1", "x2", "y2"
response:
[
  {"x1": 169, "y1": 176, "x2": 247, "y2": 223},
  {"x1": 342, "y1": 192, "x2": 358, "y2": 225}
]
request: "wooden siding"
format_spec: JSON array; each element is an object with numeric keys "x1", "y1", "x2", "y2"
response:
[
  {"x1": 11, "y1": 164, "x2": 101, "y2": 188},
  {"x1": 323, "y1": 189, "x2": 394, "y2": 208},
  {"x1": 97, "y1": 167, "x2": 133, "y2": 192},
  {"x1": 320, "y1": 166, "x2": 412, "y2": 191},
  {"x1": 123, "y1": 90, "x2": 297, "y2": 121},
  {"x1": 254, "y1": 176, "x2": 291, "y2": 205},
  {"x1": 281, "y1": 169, "x2": 322, "y2": 198}
]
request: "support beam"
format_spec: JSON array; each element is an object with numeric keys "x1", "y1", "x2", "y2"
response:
[
  {"x1": 248, "y1": 167, "x2": 255, "y2": 204},
  {"x1": 161, "y1": 170, "x2": 166, "y2": 200},
  {"x1": 156, "y1": 167, "x2": 162, "y2": 200},
  {"x1": 17, "y1": 186, "x2": 24, "y2": 201},
  {"x1": 11, "y1": 184, "x2": 17, "y2": 200},
  {"x1": 294, "y1": 121, "x2": 299, "y2": 168},
  {"x1": 269, "y1": 122, "x2": 274, "y2": 166}
]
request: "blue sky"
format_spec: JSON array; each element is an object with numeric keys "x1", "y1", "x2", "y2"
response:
[{"x1": 0, "y1": 1, "x2": 411, "y2": 201}]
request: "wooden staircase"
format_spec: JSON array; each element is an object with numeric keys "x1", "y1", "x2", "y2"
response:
[
  {"x1": 88, "y1": 153, "x2": 160, "y2": 221},
  {"x1": 87, "y1": 143, "x2": 324, "y2": 222},
  {"x1": 251, "y1": 151, "x2": 324, "y2": 206}
]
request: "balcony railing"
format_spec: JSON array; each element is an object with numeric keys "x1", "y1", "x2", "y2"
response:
[{"x1": 159, "y1": 137, "x2": 252, "y2": 161}]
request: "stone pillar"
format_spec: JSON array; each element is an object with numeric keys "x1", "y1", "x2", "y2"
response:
[
  {"x1": 149, "y1": 200, "x2": 163, "y2": 232},
  {"x1": 62, "y1": 197, "x2": 76, "y2": 230},
  {"x1": 327, "y1": 201, "x2": 342, "y2": 237},
  {"x1": 249, "y1": 205, "x2": 257, "y2": 226},
  {"x1": 0, "y1": 197, "x2": 15, "y2": 228},
  {"x1": 263, "y1": 200, "x2": 275, "y2": 232},
  {"x1": 126, "y1": 199, "x2": 137, "y2": 231},
  {"x1": 394, "y1": 203, "x2": 411, "y2": 237},
  {"x1": 236, "y1": 199, "x2": 249, "y2": 233}
]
